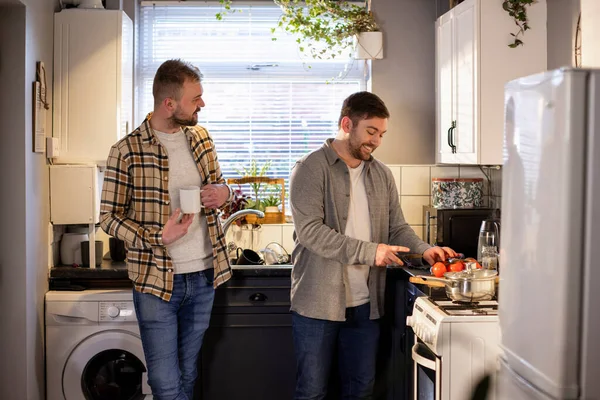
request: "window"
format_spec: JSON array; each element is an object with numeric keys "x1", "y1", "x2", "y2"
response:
[{"x1": 138, "y1": 4, "x2": 368, "y2": 192}]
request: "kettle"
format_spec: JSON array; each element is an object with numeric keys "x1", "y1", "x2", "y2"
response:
[{"x1": 477, "y1": 219, "x2": 500, "y2": 263}]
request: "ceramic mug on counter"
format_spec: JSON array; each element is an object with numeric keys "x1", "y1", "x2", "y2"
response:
[{"x1": 80, "y1": 240, "x2": 104, "y2": 267}]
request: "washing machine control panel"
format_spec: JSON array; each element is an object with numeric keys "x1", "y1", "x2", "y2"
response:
[{"x1": 99, "y1": 301, "x2": 136, "y2": 321}]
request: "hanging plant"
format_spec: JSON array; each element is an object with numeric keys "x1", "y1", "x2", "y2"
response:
[
  {"x1": 272, "y1": 0, "x2": 380, "y2": 60},
  {"x1": 502, "y1": 0, "x2": 535, "y2": 48},
  {"x1": 215, "y1": 0, "x2": 238, "y2": 20}
]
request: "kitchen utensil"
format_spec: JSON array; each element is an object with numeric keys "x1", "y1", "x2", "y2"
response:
[
  {"x1": 477, "y1": 219, "x2": 500, "y2": 262},
  {"x1": 393, "y1": 252, "x2": 426, "y2": 268},
  {"x1": 109, "y1": 237, "x2": 126, "y2": 262},
  {"x1": 431, "y1": 178, "x2": 483, "y2": 208},
  {"x1": 80, "y1": 241, "x2": 104, "y2": 267},
  {"x1": 419, "y1": 269, "x2": 497, "y2": 302},
  {"x1": 235, "y1": 248, "x2": 264, "y2": 265},
  {"x1": 409, "y1": 276, "x2": 446, "y2": 288},
  {"x1": 60, "y1": 232, "x2": 89, "y2": 265}
]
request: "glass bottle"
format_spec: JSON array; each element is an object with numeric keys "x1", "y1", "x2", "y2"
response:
[{"x1": 481, "y1": 245, "x2": 499, "y2": 271}]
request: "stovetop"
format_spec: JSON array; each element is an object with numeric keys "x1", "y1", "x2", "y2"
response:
[{"x1": 432, "y1": 299, "x2": 498, "y2": 316}]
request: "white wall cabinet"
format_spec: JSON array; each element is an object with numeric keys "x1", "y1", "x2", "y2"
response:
[
  {"x1": 53, "y1": 9, "x2": 133, "y2": 165},
  {"x1": 435, "y1": 0, "x2": 547, "y2": 165}
]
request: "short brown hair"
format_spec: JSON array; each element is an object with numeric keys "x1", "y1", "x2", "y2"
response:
[
  {"x1": 338, "y1": 91, "x2": 390, "y2": 127},
  {"x1": 152, "y1": 59, "x2": 202, "y2": 106}
]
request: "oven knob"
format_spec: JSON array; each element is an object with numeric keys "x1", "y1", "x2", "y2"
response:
[
  {"x1": 107, "y1": 306, "x2": 120, "y2": 318},
  {"x1": 406, "y1": 316, "x2": 414, "y2": 327},
  {"x1": 422, "y1": 330, "x2": 432, "y2": 344},
  {"x1": 414, "y1": 323, "x2": 422, "y2": 337}
]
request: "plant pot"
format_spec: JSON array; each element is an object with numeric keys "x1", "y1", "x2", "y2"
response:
[
  {"x1": 265, "y1": 206, "x2": 279, "y2": 214},
  {"x1": 354, "y1": 31, "x2": 383, "y2": 60},
  {"x1": 245, "y1": 214, "x2": 259, "y2": 224}
]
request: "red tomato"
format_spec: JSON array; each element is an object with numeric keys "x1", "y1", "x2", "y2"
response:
[
  {"x1": 432, "y1": 262, "x2": 447, "y2": 278},
  {"x1": 449, "y1": 261, "x2": 465, "y2": 272}
]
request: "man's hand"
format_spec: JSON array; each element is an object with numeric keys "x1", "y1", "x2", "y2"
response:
[
  {"x1": 162, "y1": 209, "x2": 193, "y2": 246},
  {"x1": 201, "y1": 184, "x2": 229, "y2": 209},
  {"x1": 375, "y1": 244, "x2": 411, "y2": 267},
  {"x1": 423, "y1": 246, "x2": 458, "y2": 265}
]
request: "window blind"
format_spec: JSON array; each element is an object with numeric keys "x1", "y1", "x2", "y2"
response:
[{"x1": 138, "y1": 4, "x2": 367, "y2": 197}]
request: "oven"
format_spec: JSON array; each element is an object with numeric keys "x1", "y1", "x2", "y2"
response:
[
  {"x1": 407, "y1": 296, "x2": 500, "y2": 400},
  {"x1": 412, "y1": 340, "x2": 442, "y2": 400}
]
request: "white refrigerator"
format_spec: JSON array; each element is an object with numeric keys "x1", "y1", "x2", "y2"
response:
[{"x1": 497, "y1": 68, "x2": 600, "y2": 399}]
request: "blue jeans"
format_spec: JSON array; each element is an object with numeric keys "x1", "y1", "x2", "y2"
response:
[
  {"x1": 292, "y1": 303, "x2": 380, "y2": 400},
  {"x1": 133, "y1": 269, "x2": 215, "y2": 400}
]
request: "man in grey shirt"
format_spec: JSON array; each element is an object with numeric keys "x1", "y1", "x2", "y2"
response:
[{"x1": 289, "y1": 92, "x2": 456, "y2": 400}]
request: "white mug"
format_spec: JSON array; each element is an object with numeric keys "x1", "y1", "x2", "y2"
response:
[{"x1": 180, "y1": 186, "x2": 202, "y2": 214}]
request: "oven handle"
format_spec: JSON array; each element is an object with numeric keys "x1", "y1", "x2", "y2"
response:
[
  {"x1": 412, "y1": 342, "x2": 436, "y2": 370},
  {"x1": 413, "y1": 341, "x2": 442, "y2": 400}
]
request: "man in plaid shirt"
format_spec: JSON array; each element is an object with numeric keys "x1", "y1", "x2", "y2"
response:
[{"x1": 100, "y1": 59, "x2": 232, "y2": 400}]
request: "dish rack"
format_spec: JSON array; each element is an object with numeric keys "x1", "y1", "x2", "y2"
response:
[{"x1": 226, "y1": 177, "x2": 286, "y2": 224}]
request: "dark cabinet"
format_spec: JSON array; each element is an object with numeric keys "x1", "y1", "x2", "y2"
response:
[
  {"x1": 196, "y1": 271, "x2": 421, "y2": 400},
  {"x1": 197, "y1": 276, "x2": 295, "y2": 400},
  {"x1": 374, "y1": 270, "x2": 426, "y2": 400}
]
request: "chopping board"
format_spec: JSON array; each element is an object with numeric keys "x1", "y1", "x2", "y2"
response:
[{"x1": 409, "y1": 275, "x2": 500, "y2": 287}]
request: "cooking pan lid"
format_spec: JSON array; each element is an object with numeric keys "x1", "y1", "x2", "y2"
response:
[{"x1": 444, "y1": 269, "x2": 497, "y2": 281}]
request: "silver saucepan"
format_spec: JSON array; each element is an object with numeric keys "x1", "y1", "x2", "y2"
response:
[{"x1": 421, "y1": 269, "x2": 497, "y2": 302}]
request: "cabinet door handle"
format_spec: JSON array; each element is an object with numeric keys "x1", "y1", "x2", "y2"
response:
[
  {"x1": 447, "y1": 120, "x2": 457, "y2": 154},
  {"x1": 249, "y1": 292, "x2": 268, "y2": 302}
]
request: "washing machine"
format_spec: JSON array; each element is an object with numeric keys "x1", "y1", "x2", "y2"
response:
[{"x1": 46, "y1": 289, "x2": 153, "y2": 400}]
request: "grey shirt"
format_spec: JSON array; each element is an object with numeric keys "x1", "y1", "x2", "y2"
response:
[{"x1": 289, "y1": 139, "x2": 431, "y2": 321}]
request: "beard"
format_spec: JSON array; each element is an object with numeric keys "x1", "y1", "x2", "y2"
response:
[
  {"x1": 170, "y1": 106, "x2": 199, "y2": 127},
  {"x1": 348, "y1": 128, "x2": 375, "y2": 161}
]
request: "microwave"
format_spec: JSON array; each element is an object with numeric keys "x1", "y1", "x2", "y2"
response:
[{"x1": 423, "y1": 206, "x2": 497, "y2": 259}]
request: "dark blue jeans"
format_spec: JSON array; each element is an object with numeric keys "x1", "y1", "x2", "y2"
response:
[
  {"x1": 133, "y1": 269, "x2": 215, "y2": 400},
  {"x1": 292, "y1": 302, "x2": 380, "y2": 400}
]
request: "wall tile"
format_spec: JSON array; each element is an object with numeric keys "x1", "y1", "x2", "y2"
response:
[
  {"x1": 431, "y1": 166, "x2": 459, "y2": 179},
  {"x1": 282, "y1": 224, "x2": 295, "y2": 254},
  {"x1": 253, "y1": 225, "x2": 283, "y2": 252},
  {"x1": 410, "y1": 225, "x2": 424, "y2": 241},
  {"x1": 490, "y1": 166, "x2": 503, "y2": 197},
  {"x1": 225, "y1": 225, "x2": 254, "y2": 257},
  {"x1": 490, "y1": 196, "x2": 503, "y2": 210},
  {"x1": 400, "y1": 196, "x2": 430, "y2": 225},
  {"x1": 401, "y1": 166, "x2": 431, "y2": 195},
  {"x1": 389, "y1": 166, "x2": 402, "y2": 194}
]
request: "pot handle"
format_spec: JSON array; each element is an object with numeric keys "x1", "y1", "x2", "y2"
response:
[{"x1": 419, "y1": 276, "x2": 450, "y2": 284}]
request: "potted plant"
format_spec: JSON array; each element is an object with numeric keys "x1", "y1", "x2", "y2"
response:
[
  {"x1": 273, "y1": 0, "x2": 382, "y2": 60},
  {"x1": 219, "y1": 186, "x2": 249, "y2": 225},
  {"x1": 262, "y1": 195, "x2": 282, "y2": 214},
  {"x1": 502, "y1": 0, "x2": 535, "y2": 48}
]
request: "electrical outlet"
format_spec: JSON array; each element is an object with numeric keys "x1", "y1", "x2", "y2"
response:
[{"x1": 47, "y1": 137, "x2": 60, "y2": 158}]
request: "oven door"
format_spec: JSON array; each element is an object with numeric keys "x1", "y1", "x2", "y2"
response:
[{"x1": 412, "y1": 340, "x2": 442, "y2": 400}]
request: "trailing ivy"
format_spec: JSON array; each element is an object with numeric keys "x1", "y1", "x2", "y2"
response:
[{"x1": 502, "y1": 0, "x2": 535, "y2": 48}]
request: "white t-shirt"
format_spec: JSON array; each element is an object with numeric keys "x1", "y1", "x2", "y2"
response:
[
  {"x1": 154, "y1": 129, "x2": 213, "y2": 274},
  {"x1": 343, "y1": 162, "x2": 372, "y2": 307}
]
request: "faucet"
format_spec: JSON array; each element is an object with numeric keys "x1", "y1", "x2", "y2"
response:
[{"x1": 222, "y1": 209, "x2": 265, "y2": 237}]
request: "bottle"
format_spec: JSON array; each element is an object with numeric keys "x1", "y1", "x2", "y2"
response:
[{"x1": 481, "y1": 245, "x2": 498, "y2": 271}]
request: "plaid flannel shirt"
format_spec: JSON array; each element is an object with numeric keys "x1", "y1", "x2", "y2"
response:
[{"x1": 100, "y1": 113, "x2": 232, "y2": 301}]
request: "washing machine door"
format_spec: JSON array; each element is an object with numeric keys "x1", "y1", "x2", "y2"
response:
[{"x1": 63, "y1": 330, "x2": 148, "y2": 400}]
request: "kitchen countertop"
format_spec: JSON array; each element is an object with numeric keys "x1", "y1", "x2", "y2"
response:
[
  {"x1": 49, "y1": 261, "x2": 294, "y2": 280},
  {"x1": 50, "y1": 262, "x2": 431, "y2": 280},
  {"x1": 50, "y1": 259, "x2": 128, "y2": 279}
]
